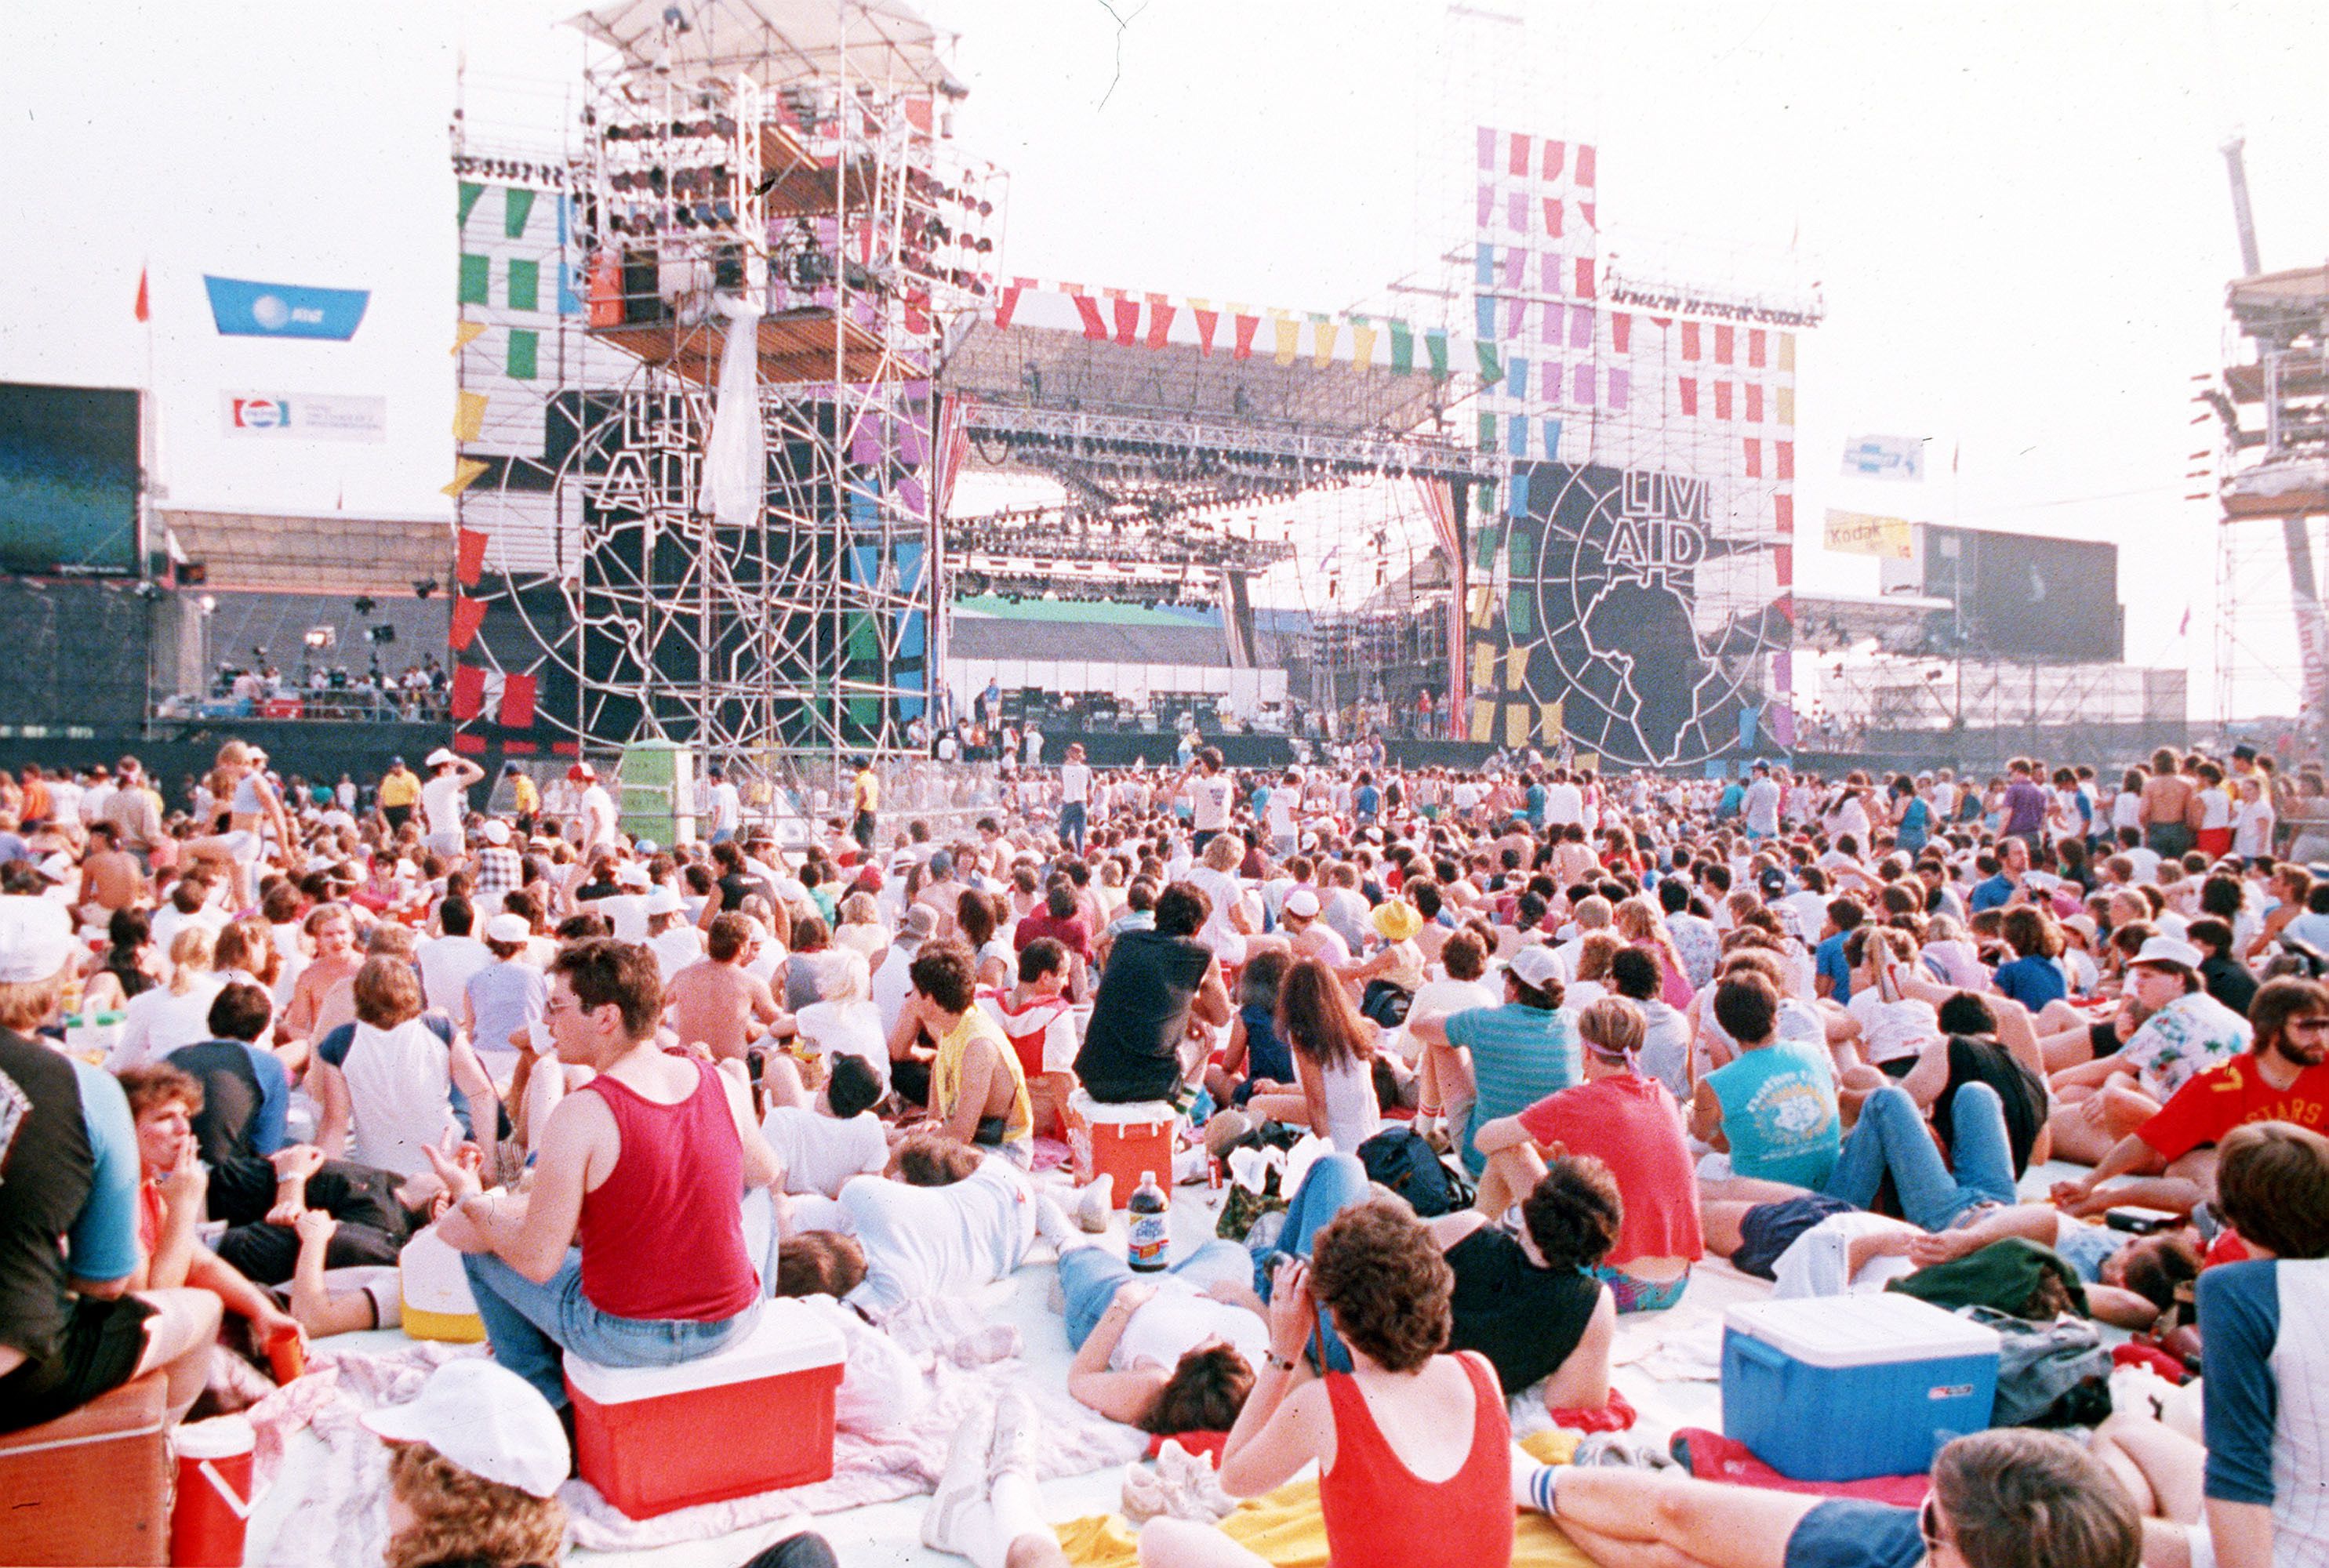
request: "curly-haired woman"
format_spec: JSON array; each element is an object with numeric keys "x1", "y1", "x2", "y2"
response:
[{"x1": 1138, "y1": 1200, "x2": 1517, "y2": 1568}]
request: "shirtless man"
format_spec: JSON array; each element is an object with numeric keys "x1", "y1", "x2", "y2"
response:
[
  {"x1": 77, "y1": 824, "x2": 146, "y2": 920},
  {"x1": 916, "y1": 850, "x2": 968, "y2": 940},
  {"x1": 664, "y1": 913, "x2": 787, "y2": 1064},
  {"x1": 278, "y1": 902, "x2": 362, "y2": 1076}
]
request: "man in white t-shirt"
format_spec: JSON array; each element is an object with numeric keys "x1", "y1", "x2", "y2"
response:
[
  {"x1": 420, "y1": 749, "x2": 484, "y2": 858},
  {"x1": 1742, "y1": 761, "x2": 1782, "y2": 839},
  {"x1": 833, "y1": 1139, "x2": 1038, "y2": 1318},
  {"x1": 1542, "y1": 771, "x2": 1585, "y2": 829},
  {"x1": 1263, "y1": 768, "x2": 1299, "y2": 855},
  {"x1": 1177, "y1": 746, "x2": 1235, "y2": 851},
  {"x1": 416, "y1": 897, "x2": 493, "y2": 1015},
  {"x1": 572, "y1": 763, "x2": 619, "y2": 855},
  {"x1": 704, "y1": 767, "x2": 743, "y2": 844},
  {"x1": 1058, "y1": 743, "x2": 1093, "y2": 855},
  {"x1": 762, "y1": 1055, "x2": 890, "y2": 1198}
]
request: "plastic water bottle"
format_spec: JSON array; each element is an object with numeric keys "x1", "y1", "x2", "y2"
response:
[{"x1": 1127, "y1": 1171, "x2": 1169, "y2": 1272}]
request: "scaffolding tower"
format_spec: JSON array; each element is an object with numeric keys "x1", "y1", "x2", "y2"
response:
[{"x1": 449, "y1": 0, "x2": 999, "y2": 789}]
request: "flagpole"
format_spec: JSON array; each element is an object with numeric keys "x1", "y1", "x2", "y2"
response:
[{"x1": 137, "y1": 260, "x2": 161, "y2": 735}]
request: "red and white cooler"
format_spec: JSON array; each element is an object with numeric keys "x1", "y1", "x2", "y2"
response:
[
  {"x1": 1063, "y1": 1089, "x2": 1176, "y2": 1208},
  {"x1": 565, "y1": 1299, "x2": 848, "y2": 1519}
]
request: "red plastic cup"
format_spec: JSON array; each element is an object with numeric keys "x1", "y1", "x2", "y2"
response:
[{"x1": 266, "y1": 1327, "x2": 305, "y2": 1385}]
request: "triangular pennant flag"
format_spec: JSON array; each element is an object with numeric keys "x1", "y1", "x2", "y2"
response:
[
  {"x1": 133, "y1": 267, "x2": 150, "y2": 323},
  {"x1": 1350, "y1": 320, "x2": 1377, "y2": 370},
  {"x1": 993, "y1": 279, "x2": 1027, "y2": 329},
  {"x1": 1232, "y1": 310, "x2": 1260, "y2": 361},
  {"x1": 443, "y1": 458, "x2": 490, "y2": 497},
  {"x1": 455, "y1": 528, "x2": 489, "y2": 587},
  {"x1": 452, "y1": 320, "x2": 488, "y2": 354},
  {"x1": 1190, "y1": 299, "x2": 1219, "y2": 355},
  {"x1": 1270, "y1": 314, "x2": 1299, "y2": 367},
  {"x1": 453, "y1": 391, "x2": 488, "y2": 442},
  {"x1": 1311, "y1": 317, "x2": 1338, "y2": 370},
  {"x1": 1145, "y1": 297, "x2": 1176, "y2": 349},
  {"x1": 1071, "y1": 292, "x2": 1108, "y2": 340},
  {"x1": 457, "y1": 181, "x2": 485, "y2": 230},
  {"x1": 1111, "y1": 296, "x2": 1139, "y2": 347}
]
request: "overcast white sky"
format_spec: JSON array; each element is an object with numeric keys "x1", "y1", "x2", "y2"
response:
[{"x1": 5, "y1": 2, "x2": 2325, "y2": 717}]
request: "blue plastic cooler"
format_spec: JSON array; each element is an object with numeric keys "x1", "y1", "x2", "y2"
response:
[{"x1": 1721, "y1": 1294, "x2": 2000, "y2": 1481}]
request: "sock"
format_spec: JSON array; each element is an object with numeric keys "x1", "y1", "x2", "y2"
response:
[
  {"x1": 1514, "y1": 1461, "x2": 1559, "y2": 1515},
  {"x1": 1033, "y1": 1196, "x2": 1077, "y2": 1247},
  {"x1": 986, "y1": 1471, "x2": 1051, "y2": 1563}
]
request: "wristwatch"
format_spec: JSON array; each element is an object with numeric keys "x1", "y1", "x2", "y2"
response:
[{"x1": 1263, "y1": 1350, "x2": 1297, "y2": 1373}]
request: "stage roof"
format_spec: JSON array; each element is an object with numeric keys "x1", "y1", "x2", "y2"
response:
[{"x1": 566, "y1": 0, "x2": 958, "y2": 92}]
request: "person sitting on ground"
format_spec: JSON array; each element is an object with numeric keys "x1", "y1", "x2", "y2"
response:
[
  {"x1": 311, "y1": 954, "x2": 500, "y2": 1183},
  {"x1": 789, "y1": 939, "x2": 887, "y2": 1095},
  {"x1": 1470, "y1": 997, "x2": 1702, "y2": 1311},
  {"x1": 1205, "y1": 953, "x2": 1292, "y2": 1119},
  {"x1": 1404, "y1": 943, "x2": 1578, "y2": 1178},
  {"x1": 1075, "y1": 881, "x2": 1230, "y2": 1106},
  {"x1": 1992, "y1": 905, "x2": 2069, "y2": 1011},
  {"x1": 1426, "y1": 1154, "x2": 1619, "y2": 1414},
  {"x1": 1244, "y1": 956, "x2": 1383, "y2": 1156},
  {"x1": 163, "y1": 982, "x2": 291, "y2": 1228},
  {"x1": 114, "y1": 1064, "x2": 307, "y2": 1367},
  {"x1": 0, "y1": 904, "x2": 220, "y2": 1429},
  {"x1": 428, "y1": 938, "x2": 779, "y2": 1412},
  {"x1": 888, "y1": 940, "x2": 1032, "y2": 1162},
  {"x1": 761, "y1": 1053, "x2": 889, "y2": 1209},
  {"x1": 979, "y1": 937, "x2": 1077, "y2": 1139},
  {"x1": 461, "y1": 912, "x2": 548, "y2": 1083},
  {"x1": 362, "y1": 1359, "x2": 575, "y2": 1568},
  {"x1": 1691, "y1": 971, "x2": 1841, "y2": 1191},
  {"x1": 1137, "y1": 1201, "x2": 1520, "y2": 1568},
  {"x1": 665, "y1": 911, "x2": 787, "y2": 1064},
  {"x1": 2196, "y1": 1119, "x2": 2329, "y2": 1568},
  {"x1": 118, "y1": 924, "x2": 226, "y2": 1069},
  {"x1": 2055, "y1": 975, "x2": 2329, "y2": 1221},
  {"x1": 1519, "y1": 1425, "x2": 2138, "y2": 1568},
  {"x1": 2047, "y1": 935, "x2": 2252, "y2": 1165}
]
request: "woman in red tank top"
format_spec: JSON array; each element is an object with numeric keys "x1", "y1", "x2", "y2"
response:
[{"x1": 1137, "y1": 1200, "x2": 1517, "y2": 1568}]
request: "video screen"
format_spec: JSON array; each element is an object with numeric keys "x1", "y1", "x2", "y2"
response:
[
  {"x1": 0, "y1": 383, "x2": 141, "y2": 576},
  {"x1": 1922, "y1": 525, "x2": 2123, "y2": 662}
]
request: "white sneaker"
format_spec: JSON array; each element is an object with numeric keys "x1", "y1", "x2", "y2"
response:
[
  {"x1": 921, "y1": 1396, "x2": 997, "y2": 1552},
  {"x1": 988, "y1": 1388, "x2": 1037, "y2": 1484},
  {"x1": 1074, "y1": 1175, "x2": 1115, "y2": 1232},
  {"x1": 1034, "y1": 1194, "x2": 1080, "y2": 1250}
]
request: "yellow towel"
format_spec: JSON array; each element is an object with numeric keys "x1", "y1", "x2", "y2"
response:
[{"x1": 1055, "y1": 1432, "x2": 1588, "y2": 1567}]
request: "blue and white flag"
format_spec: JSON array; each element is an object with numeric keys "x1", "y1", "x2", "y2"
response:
[
  {"x1": 202, "y1": 276, "x2": 369, "y2": 340},
  {"x1": 1840, "y1": 434, "x2": 1925, "y2": 481}
]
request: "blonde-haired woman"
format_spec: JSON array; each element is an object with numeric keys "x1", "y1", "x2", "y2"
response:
[
  {"x1": 183, "y1": 740, "x2": 292, "y2": 909},
  {"x1": 1611, "y1": 898, "x2": 1693, "y2": 1010},
  {"x1": 117, "y1": 925, "x2": 226, "y2": 1068}
]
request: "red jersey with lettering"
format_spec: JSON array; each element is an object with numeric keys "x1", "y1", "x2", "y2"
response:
[{"x1": 2138, "y1": 1054, "x2": 2329, "y2": 1161}]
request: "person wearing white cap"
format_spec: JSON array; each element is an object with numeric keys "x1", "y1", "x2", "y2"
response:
[
  {"x1": 463, "y1": 912, "x2": 550, "y2": 1082},
  {"x1": 1403, "y1": 942, "x2": 1579, "y2": 1178},
  {"x1": 364, "y1": 1359, "x2": 572, "y2": 1564},
  {"x1": 2045, "y1": 935, "x2": 2253, "y2": 1166},
  {"x1": 471, "y1": 817, "x2": 523, "y2": 903},
  {"x1": 420, "y1": 749, "x2": 485, "y2": 861},
  {"x1": 643, "y1": 882, "x2": 706, "y2": 982},
  {"x1": 0, "y1": 901, "x2": 223, "y2": 1430}
]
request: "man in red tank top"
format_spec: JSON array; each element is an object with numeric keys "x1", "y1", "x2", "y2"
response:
[{"x1": 429, "y1": 939, "x2": 783, "y2": 1410}]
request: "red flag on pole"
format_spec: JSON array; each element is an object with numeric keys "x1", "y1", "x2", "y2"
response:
[{"x1": 134, "y1": 267, "x2": 150, "y2": 323}]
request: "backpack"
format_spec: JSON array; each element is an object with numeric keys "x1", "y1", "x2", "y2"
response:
[
  {"x1": 1960, "y1": 1305, "x2": 2113, "y2": 1428},
  {"x1": 1355, "y1": 1126, "x2": 1465, "y2": 1217}
]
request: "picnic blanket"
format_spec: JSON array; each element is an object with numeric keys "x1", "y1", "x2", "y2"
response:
[
  {"x1": 245, "y1": 1295, "x2": 1149, "y2": 1563},
  {"x1": 1056, "y1": 1431, "x2": 1589, "y2": 1568},
  {"x1": 1671, "y1": 1428, "x2": 1930, "y2": 1506}
]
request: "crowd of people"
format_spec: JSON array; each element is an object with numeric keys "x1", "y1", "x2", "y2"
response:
[{"x1": 0, "y1": 732, "x2": 2324, "y2": 1568}]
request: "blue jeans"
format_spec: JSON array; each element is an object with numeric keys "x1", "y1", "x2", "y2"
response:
[
  {"x1": 1248, "y1": 1152, "x2": 1373, "y2": 1373},
  {"x1": 1059, "y1": 800, "x2": 1087, "y2": 854},
  {"x1": 462, "y1": 1249, "x2": 763, "y2": 1409},
  {"x1": 1059, "y1": 1239, "x2": 1252, "y2": 1351},
  {"x1": 1822, "y1": 1084, "x2": 2017, "y2": 1232}
]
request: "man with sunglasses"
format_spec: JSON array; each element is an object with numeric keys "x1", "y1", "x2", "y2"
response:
[
  {"x1": 1517, "y1": 1426, "x2": 2140, "y2": 1568},
  {"x1": 2052, "y1": 977, "x2": 2329, "y2": 1218}
]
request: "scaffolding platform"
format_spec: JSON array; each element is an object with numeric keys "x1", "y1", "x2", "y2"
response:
[{"x1": 590, "y1": 307, "x2": 893, "y2": 385}]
